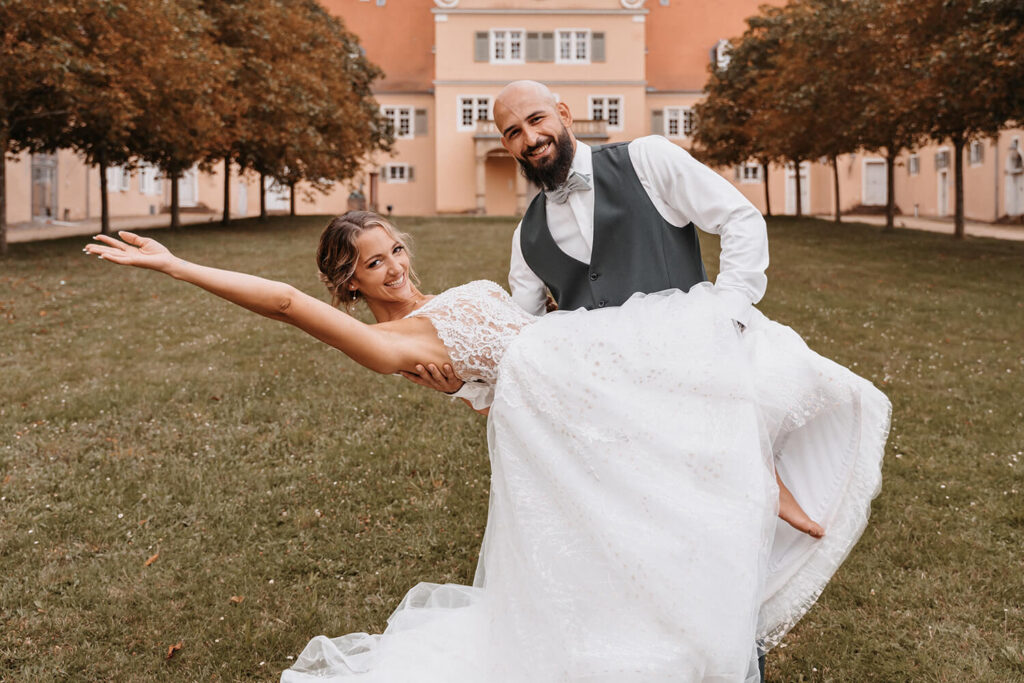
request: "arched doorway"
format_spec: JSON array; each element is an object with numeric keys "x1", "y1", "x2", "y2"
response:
[{"x1": 485, "y1": 151, "x2": 518, "y2": 216}]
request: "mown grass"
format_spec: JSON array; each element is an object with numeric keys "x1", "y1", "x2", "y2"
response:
[{"x1": 1, "y1": 215, "x2": 1022, "y2": 682}]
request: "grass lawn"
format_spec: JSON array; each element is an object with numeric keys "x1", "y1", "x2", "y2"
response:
[{"x1": 1, "y1": 215, "x2": 1022, "y2": 681}]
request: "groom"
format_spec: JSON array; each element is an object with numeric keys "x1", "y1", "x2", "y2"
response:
[
  {"x1": 404, "y1": 79, "x2": 770, "y2": 676},
  {"x1": 405, "y1": 79, "x2": 768, "y2": 397}
]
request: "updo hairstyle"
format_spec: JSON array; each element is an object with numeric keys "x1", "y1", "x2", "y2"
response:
[{"x1": 316, "y1": 211, "x2": 417, "y2": 310}]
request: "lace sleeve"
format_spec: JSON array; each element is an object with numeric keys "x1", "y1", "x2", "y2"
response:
[{"x1": 406, "y1": 280, "x2": 536, "y2": 388}]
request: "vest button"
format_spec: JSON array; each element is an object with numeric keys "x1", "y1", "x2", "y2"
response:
[
  {"x1": 589, "y1": 272, "x2": 599, "y2": 281},
  {"x1": 597, "y1": 300, "x2": 607, "y2": 307}
]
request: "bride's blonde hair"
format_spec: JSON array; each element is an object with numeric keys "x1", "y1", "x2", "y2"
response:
[{"x1": 316, "y1": 211, "x2": 418, "y2": 310}]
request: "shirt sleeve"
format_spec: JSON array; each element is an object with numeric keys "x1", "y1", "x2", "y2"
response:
[
  {"x1": 450, "y1": 380, "x2": 495, "y2": 411},
  {"x1": 629, "y1": 136, "x2": 768, "y2": 326},
  {"x1": 508, "y1": 222, "x2": 549, "y2": 317}
]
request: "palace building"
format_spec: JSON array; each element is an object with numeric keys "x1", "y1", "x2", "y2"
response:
[{"x1": 7, "y1": 0, "x2": 1023, "y2": 228}]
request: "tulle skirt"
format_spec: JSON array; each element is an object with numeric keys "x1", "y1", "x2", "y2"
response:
[{"x1": 283, "y1": 284, "x2": 889, "y2": 682}]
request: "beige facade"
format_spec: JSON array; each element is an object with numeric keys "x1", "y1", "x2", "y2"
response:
[{"x1": 6, "y1": 0, "x2": 1023, "y2": 228}]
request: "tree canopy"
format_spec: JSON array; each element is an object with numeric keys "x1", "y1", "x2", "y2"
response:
[
  {"x1": 0, "y1": 0, "x2": 389, "y2": 253},
  {"x1": 694, "y1": 0, "x2": 1024, "y2": 236}
]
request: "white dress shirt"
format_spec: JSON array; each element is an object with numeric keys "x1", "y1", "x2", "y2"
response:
[{"x1": 508, "y1": 136, "x2": 769, "y2": 326}]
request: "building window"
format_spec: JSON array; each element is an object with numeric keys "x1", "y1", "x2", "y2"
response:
[
  {"x1": 556, "y1": 29, "x2": 590, "y2": 63},
  {"x1": 969, "y1": 140, "x2": 984, "y2": 166},
  {"x1": 382, "y1": 106, "x2": 414, "y2": 139},
  {"x1": 383, "y1": 163, "x2": 411, "y2": 183},
  {"x1": 139, "y1": 163, "x2": 162, "y2": 195},
  {"x1": 106, "y1": 165, "x2": 131, "y2": 192},
  {"x1": 712, "y1": 39, "x2": 732, "y2": 70},
  {"x1": 665, "y1": 107, "x2": 695, "y2": 138},
  {"x1": 738, "y1": 162, "x2": 762, "y2": 184},
  {"x1": 908, "y1": 154, "x2": 920, "y2": 176},
  {"x1": 491, "y1": 29, "x2": 524, "y2": 63},
  {"x1": 458, "y1": 96, "x2": 492, "y2": 130},
  {"x1": 589, "y1": 96, "x2": 622, "y2": 130}
]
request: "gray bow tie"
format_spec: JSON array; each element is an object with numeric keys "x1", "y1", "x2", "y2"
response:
[{"x1": 545, "y1": 171, "x2": 592, "y2": 204}]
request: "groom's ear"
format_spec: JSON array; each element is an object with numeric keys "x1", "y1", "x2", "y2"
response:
[{"x1": 556, "y1": 101, "x2": 574, "y2": 129}]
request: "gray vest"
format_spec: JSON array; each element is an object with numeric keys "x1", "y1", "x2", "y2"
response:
[{"x1": 520, "y1": 141, "x2": 707, "y2": 310}]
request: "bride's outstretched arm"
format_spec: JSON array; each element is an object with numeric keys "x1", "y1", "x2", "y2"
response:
[{"x1": 84, "y1": 231, "x2": 442, "y2": 375}]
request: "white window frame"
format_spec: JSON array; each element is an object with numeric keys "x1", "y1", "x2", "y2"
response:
[
  {"x1": 139, "y1": 163, "x2": 162, "y2": 196},
  {"x1": 106, "y1": 165, "x2": 131, "y2": 193},
  {"x1": 664, "y1": 106, "x2": 695, "y2": 139},
  {"x1": 739, "y1": 162, "x2": 762, "y2": 184},
  {"x1": 457, "y1": 95, "x2": 492, "y2": 131},
  {"x1": 490, "y1": 29, "x2": 525, "y2": 64},
  {"x1": 588, "y1": 95, "x2": 623, "y2": 131},
  {"x1": 908, "y1": 154, "x2": 920, "y2": 176},
  {"x1": 382, "y1": 105, "x2": 414, "y2": 139},
  {"x1": 555, "y1": 29, "x2": 591, "y2": 64},
  {"x1": 383, "y1": 163, "x2": 410, "y2": 184},
  {"x1": 714, "y1": 39, "x2": 732, "y2": 70},
  {"x1": 969, "y1": 140, "x2": 984, "y2": 167}
]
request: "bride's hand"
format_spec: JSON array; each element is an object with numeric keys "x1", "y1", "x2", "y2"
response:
[{"x1": 84, "y1": 231, "x2": 176, "y2": 272}]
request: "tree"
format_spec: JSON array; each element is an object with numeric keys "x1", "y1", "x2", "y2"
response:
[
  {"x1": 771, "y1": 0, "x2": 864, "y2": 223},
  {"x1": 908, "y1": 0, "x2": 1020, "y2": 238},
  {"x1": 59, "y1": 0, "x2": 163, "y2": 236},
  {"x1": 126, "y1": 0, "x2": 234, "y2": 230},
  {"x1": 0, "y1": 1, "x2": 78, "y2": 255},
  {"x1": 693, "y1": 31, "x2": 778, "y2": 217},
  {"x1": 226, "y1": 0, "x2": 391, "y2": 221}
]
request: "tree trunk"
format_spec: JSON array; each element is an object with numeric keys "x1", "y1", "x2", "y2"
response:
[
  {"x1": 953, "y1": 134, "x2": 965, "y2": 240},
  {"x1": 222, "y1": 156, "x2": 230, "y2": 227},
  {"x1": 832, "y1": 155, "x2": 841, "y2": 223},
  {"x1": 289, "y1": 181, "x2": 296, "y2": 217},
  {"x1": 259, "y1": 171, "x2": 267, "y2": 222},
  {"x1": 0, "y1": 129, "x2": 8, "y2": 257},
  {"x1": 794, "y1": 159, "x2": 803, "y2": 217},
  {"x1": 762, "y1": 161, "x2": 772, "y2": 217},
  {"x1": 884, "y1": 148, "x2": 896, "y2": 233},
  {"x1": 170, "y1": 170, "x2": 182, "y2": 229},
  {"x1": 99, "y1": 156, "x2": 111, "y2": 236}
]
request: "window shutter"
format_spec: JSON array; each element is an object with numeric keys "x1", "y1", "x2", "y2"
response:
[
  {"x1": 651, "y1": 109, "x2": 664, "y2": 135},
  {"x1": 592, "y1": 32, "x2": 605, "y2": 62},
  {"x1": 539, "y1": 32, "x2": 555, "y2": 62},
  {"x1": 121, "y1": 168, "x2": 131, "y2": 192},
  {"x1": 735, "y1": 166, "x2": 742, "y2": 181},
  {"x1": 379, "y1": 166, "x2": 388, "y2": 183},
  {"x1": 475, "y1": 31, "x2": 489, "y2": 62},
  {"x1": 408, "y1": 166, "x2": 415, "y2": 182},
  {"x1": 526, "y1": 31, "x2": 541, "y2": 61},
  {"x1": 414, "y1": 109, "x2": 428, "y2": 136}
]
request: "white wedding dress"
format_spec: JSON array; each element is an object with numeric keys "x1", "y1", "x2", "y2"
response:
[{"x1": 282, "y1": 281, "x2": 890, "y2": 682}]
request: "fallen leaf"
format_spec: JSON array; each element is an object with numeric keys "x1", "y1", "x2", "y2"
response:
[
  {"x1": 138, "y1": 519, "x2": 148, "y2": 526},
  {"x1": 2, "y1": 474, "x2": 11, "y2": 485},
  {"x1": 229, "y1": 595, "x2": 244, "y2": 604},
  {"x1": 166, "y1": 642, "x2": 182, "y2": 659},
  {"x1": 38, "y1": 310, "x2": 47, "y2": 317},
  {"x1": 145, "y1": 552, "x2": 159, "y2": 567}
]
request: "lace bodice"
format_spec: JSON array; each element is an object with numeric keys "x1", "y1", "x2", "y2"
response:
[{"x1": 405, "y1": 280, "x2": 537, "y2": 386}]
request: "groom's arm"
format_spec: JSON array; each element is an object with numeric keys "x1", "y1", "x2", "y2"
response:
[
  {"x1": 629, "y1": 135, "x2": 768, "y2": 327},
  {"x1": 508, "y1": 223, "x2": 549, "y2": 317}
]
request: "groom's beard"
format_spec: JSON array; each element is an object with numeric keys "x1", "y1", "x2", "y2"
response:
[{"x1": 515, "y1": 127, "x2": 575, "y2": 192}]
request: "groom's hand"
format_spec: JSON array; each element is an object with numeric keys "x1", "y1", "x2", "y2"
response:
[{"x1": 400, "y1": 363, "x2": 464, "y2": 394}]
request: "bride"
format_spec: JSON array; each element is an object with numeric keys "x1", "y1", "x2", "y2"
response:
[{"x1": 84, "y1": 212, "x2": 888, "y2": 682}]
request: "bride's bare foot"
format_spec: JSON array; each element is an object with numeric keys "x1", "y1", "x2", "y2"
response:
[{"x1": 777, "y1": 473, "x2": 825, "y2": 538}]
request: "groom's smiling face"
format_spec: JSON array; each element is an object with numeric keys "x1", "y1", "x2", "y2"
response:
[{"x1": 495, "y1": 82, "x2": 577, "y2": 191}]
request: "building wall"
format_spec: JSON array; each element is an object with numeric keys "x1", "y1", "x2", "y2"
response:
[{"x1": 646, "y1": 0, "x2": 779, "y2": 92}]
